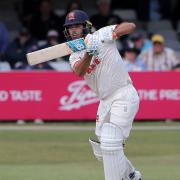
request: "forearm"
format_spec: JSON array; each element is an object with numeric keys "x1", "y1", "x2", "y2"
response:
[
  {"x1": 73, "y1": 53, "x2": 92, "y2": 76},
  {"x1": 114, "y1": 22, "x2": 136, "y2": 38}
]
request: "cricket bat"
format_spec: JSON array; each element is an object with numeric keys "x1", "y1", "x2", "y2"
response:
[{"x1": 26, "y1": 38, "x2": 86, "y2": 65}]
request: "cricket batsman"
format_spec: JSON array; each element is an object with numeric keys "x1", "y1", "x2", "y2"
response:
[{"x1": 64, "y1": 10, "x2": 142, "y2": 180}]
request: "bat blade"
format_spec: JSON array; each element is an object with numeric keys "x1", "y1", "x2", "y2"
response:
[
  {"x1": 27, "y1": 43, "x2": 72, "y2": 65},
  {"x1": 27, "y1": 38, "x2": 86, "y2": 65}
]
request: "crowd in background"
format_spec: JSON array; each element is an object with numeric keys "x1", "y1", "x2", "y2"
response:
[{"x1": 0, "y1": 0, "x2": 180, "y2": 72}]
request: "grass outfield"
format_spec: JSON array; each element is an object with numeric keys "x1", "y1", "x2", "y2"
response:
[{"x1": 0, "y1": 123, "x2": 179, "y2": 180}]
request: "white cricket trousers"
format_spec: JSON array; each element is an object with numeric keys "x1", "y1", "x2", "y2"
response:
[{"x1": 95, "y1": 83, "x2": 140, "y2": 139}]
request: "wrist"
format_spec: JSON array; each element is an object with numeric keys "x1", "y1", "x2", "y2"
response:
[{"x1": 85, "y1": 52, "x2": 93, "y2": 58}]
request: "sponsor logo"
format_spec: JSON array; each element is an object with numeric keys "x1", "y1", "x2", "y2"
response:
[
  {"x1": 67, "y1": 12, "x2": 75, "y2": 20},
  {"x1": 86, "y1": 57, "x2": 101, "y2": 74},
  {"x1": 59, "y1": 80, "x2": 99, "y2": 110},
  {"x1": 0, "y1": 90, "x2": 42, "y2": 102}
]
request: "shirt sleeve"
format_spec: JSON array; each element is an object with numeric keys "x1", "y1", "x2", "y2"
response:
[
  {"x1": 94, "y1": 25, "x2": 117, "y2": 44},
  {"x1": 69, "y1": 50, "x2": 86, "y2": 69}
]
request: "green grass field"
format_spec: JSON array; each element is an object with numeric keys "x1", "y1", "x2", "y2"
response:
[{"x1": 0, "y1": 122, "x2": 180, "y2": 180}]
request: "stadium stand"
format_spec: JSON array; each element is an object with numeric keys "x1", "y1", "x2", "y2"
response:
[
  {"x1": 113, "y1": 9, "x2": 137, "y2": 21},
  {"x1": 0, "y1": 0, "x2": 179, "y2": 71},
  {"x1": 165, "y1": 40, "x2": 180, "y2": 51},
  {"x1": 147, "y1": 20, "x2": 173, "y2": 32},
  {"x1": 177, "y1": 21, "x2": 180, "y2": 37},
  {"x1": 156, "y1": 30, "x2": 177, "y2": 40},
  {"x1": 54, "y1": 9, "x2": 66, "y2": 16}
]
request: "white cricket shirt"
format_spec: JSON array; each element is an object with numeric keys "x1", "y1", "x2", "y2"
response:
[{"x1": 69, "y1": 25, "x2": 132, "y2": 99}]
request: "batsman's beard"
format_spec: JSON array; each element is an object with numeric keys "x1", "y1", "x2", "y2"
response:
[{"x1": 71, "y1": 32, "x2": 82, "y2": 39}]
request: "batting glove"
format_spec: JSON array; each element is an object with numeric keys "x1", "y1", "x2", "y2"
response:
[{"x1": 85, "y1": 34, "x2": 100, "y2": 56}]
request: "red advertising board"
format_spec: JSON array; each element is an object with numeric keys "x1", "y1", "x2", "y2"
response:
[{"x1": 0, "y1": 71, "x2": 179, "y2": 120}]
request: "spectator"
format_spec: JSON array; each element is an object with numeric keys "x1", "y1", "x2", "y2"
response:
[
  {"x1": 158, "y1": 0, "x2": 171, "y2": 19},
  {"x1": 90, "y1": 0, "x2": 122, "y2": 30},
  {"x1": 171, "y1": 1, "x2": 180, "y2": 30},
  {"x1": 38, "y1": 29, "x2": 60, "y2": 49},
  {"x1": 172, "y1": 64, "x2": 180, "y2": 71},
  {"x1": 135, "y1": 0, "x2": 171, "y2": 22},
  {"x1": 31, "y1": 62, "x2": 53, "y2": 70},
  {"x1": 5, "y1": 28, "x2": 37, "y2": 69},
  {"x1": 0, "y1": 22, "x2": 11, "y2": 71},
  {"x1": 29, "y1": 0, "x2": 61, "y2": 40},
  {"x1": 135, "y1": 0, "x2": 150, "y2": 22},
  {"x1": 48, "y1": 57, "x2": 72, "y2": 71},
  {"x1": 130, "y1": 32, "x2": 152, "y2": 54},
  {"x1": 122, "y1": 43, "x2": 146, "y2": 71},
  {"x1": 139, "y1": 34, "x2": 179, "y2": 71},
  {"x1": 111, "y1": 0, "x2": 136, "y2": 9},
  {"x1": 14, "y1": 0, "x2": 39, "y2": 28},
  {"x1": 0, "y1": 60, "x2": 11, "y2": 71},
  {"x1": 66, "y1": 0, "x2": 83, "y2": 13},
  {"x1": 0, "y1": 22, "x2": 9, "y2": 60}
]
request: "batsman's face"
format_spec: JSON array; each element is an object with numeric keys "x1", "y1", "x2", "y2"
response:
[{"x1": 68, "y1": 24, "x2": 84, "y2": 40}]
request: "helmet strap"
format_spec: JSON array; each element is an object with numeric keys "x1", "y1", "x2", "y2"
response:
[{"x1": 63, "y1": 21, "x2": 93, "y2": 41}]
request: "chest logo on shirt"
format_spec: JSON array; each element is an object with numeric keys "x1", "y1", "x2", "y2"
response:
[{"x1": 86, "y1": 57, "x2": 101, "y2": 74}]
